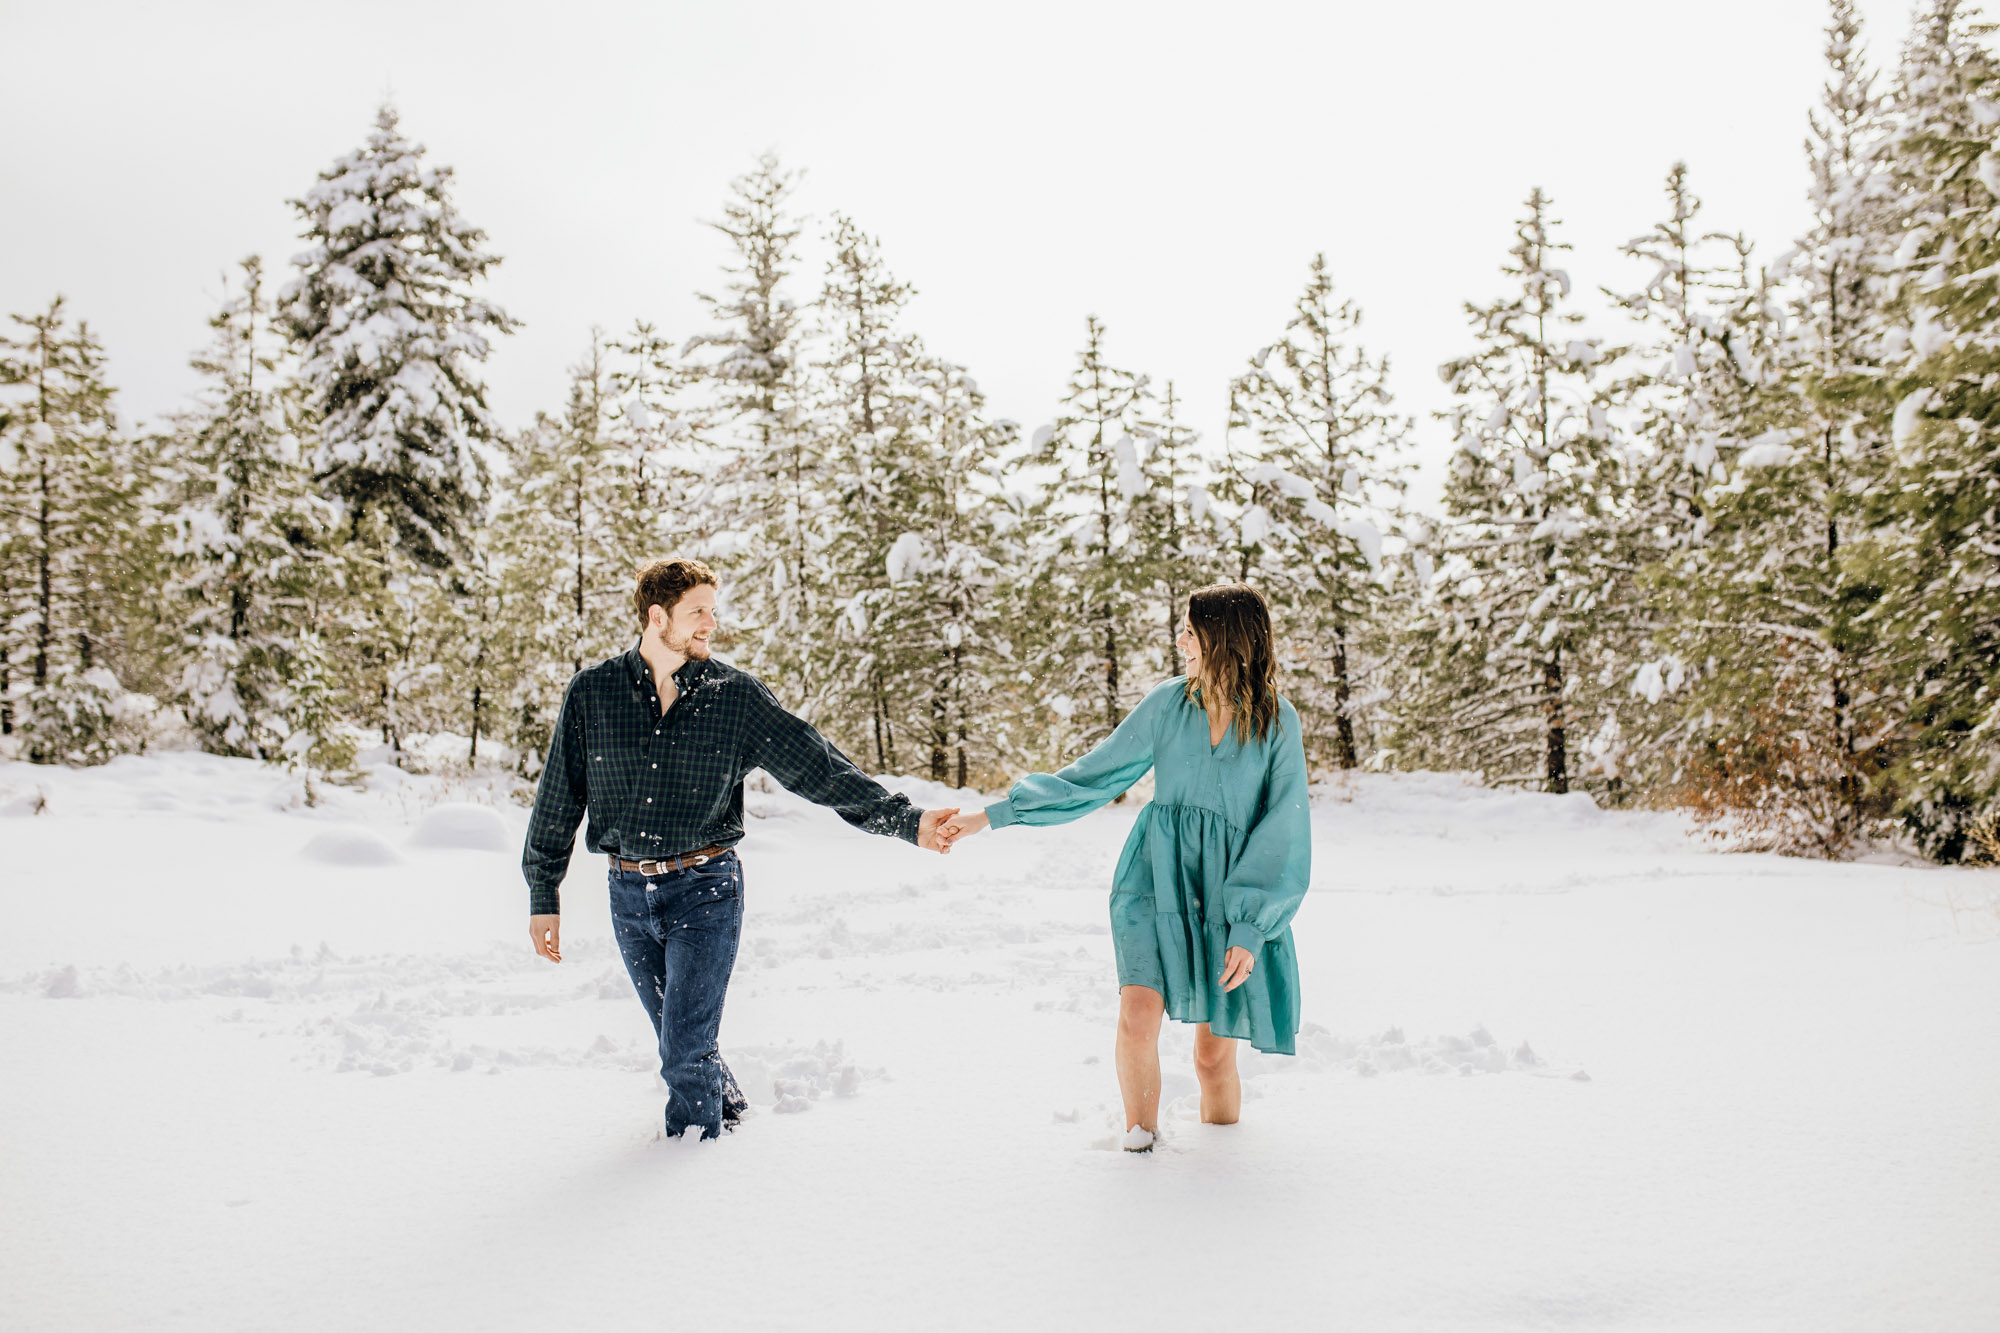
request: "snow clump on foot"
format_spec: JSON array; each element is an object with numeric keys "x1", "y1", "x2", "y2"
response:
[{"x1": 1121, "y1": 1125, "x2": 1155, "y2": 1153}]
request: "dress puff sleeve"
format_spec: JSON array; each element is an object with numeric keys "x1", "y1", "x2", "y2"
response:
[
  {"x1": 984, "y1": 681, "x2": 1173, "y2": 829},
  {"x1": 1219, "y1": 700, "x2": 1312, "y2": 955}
]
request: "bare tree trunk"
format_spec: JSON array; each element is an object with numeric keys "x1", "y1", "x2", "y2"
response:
[
  {"x1": 1542, "y1": 647, "x2": 1567, "y2": 794},
  {"x1": 572, "y1": 479, "x2": 585, "y2": 676},
  {"x1": 871, "y1": 678, "x2": 887, "y2": 771},
  {"x1": 469, "y1": 622, "x2": 486, "y2": 762},
  {"x1": 929, "y1": 682, "x2": 947, "y2": 783},
  {"x1": 1825, "y1": 427, "x2": 1856, "y2": 840},
  {"x1": 871, "y1": 665, "x2": 896, "y2": 772},
  {"x1": 954, "y1": 644, "x2": 967, "y2": 790},
  {"x1": 35, "y1": 461, "x2": 52, "y2": 688},
  {"x1": 1331, "y1": 621, "x2": 1357, "y2": 769},
  {"x1": 1104, "y1": 618, "x2": 1121, "y2": 730}
]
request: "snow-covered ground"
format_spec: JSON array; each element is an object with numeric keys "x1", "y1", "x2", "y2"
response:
[{"x1": 3, "y1": 753, "x2": 1997, "y2": 1332}]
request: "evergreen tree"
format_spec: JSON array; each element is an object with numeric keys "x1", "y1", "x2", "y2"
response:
[
  {"x1": 1027, "y1": 316, "x2": 1156, "y2": 741},
  {"x1": 1598, "y1": 163, "x2": 1768, "y2": 797},
  {"x1": 813, "y1": 213, "x2": 924, "y2": 768},
  {"x1": 494, "y1": 335, "x2": 649, "y2": 765},
  {"x1": 684, "y1": 154, "x2": 824, "y2": 702},
  {"x1": 164, "y1": 256, "x2": 335, "y2": 758},
  {"x1": 885, "y1": 358, "x2": 1016, "y2": 786},
  {"x1": 280, "y1": 103, "x2": 516, "y2": 568},
  {"x1": 276, "y1": 626, "x2": 344, "y2": 783},
  {"x1": 411, "y1": 525, "x2": 511, "y2": 767},
  {"x1": 1227, "y1": 255, "x2": 1412, "y2": 769},
  {"x1": 1134, "y1": 381, "x2": 1221, "y2": 677},
  {"x1": 1857, "y1": 0, "x2": 2000, "y2": 856},
  {"x1": 1642, "y1": 8, "x2": 1900, "y2": 853},
  {"x1": 1602, "y1": 164, "x2": 1745, "y2": 550},
  {"x1": 607, "y1": 319, "x2": 706, "y2": 531},
  {"x1": 802, "y1": 214, "x2": 1024, "y2": 784},
  {"x1": 1397, "y1": 190, "x2": 1626, "y2": 794},
  {"x1": 0, "y1": 298, "x2": 146, "y2": 764}
]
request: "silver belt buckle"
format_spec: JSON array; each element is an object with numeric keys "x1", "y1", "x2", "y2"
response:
[{"x1": 638, "y1": 858, "x2": 664, "y2": 876}]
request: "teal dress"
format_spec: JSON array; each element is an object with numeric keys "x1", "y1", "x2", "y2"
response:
[{"x1": 985, "y1": 677, "x2": 1312, "y2": 1055}]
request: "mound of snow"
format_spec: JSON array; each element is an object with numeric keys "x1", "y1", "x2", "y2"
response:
[
  {"x1": 722, "y1": 1039, "x2": 877, "y2": 1111},
  {"x1": 0, "y1": 785, "x2": 49, "y2": 817},
  {"x1": 299, "y1": 827, "x2": 403, "y2": 867},
  {"x1": 406, "y1": 802, "x2": 511, "y2": 852}
]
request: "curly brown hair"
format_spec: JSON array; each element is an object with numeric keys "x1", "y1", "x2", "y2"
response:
[
  {"x1": 1182, "y1": 582, "x2": 1281, "y2": 745},
  {"x1": 633, "y1": 558, "x2": 717, "y2": 629}
]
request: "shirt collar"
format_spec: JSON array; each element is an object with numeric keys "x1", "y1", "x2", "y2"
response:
[{"x1": 626, "y1": 639, "x2": 713, "y2": 689}]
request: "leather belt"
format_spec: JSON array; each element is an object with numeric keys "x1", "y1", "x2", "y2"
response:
[{"x1": 610, "y1": 845, "x2": 731, "y2": 877}]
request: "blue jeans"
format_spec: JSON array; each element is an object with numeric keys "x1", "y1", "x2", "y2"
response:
[{"x1": 608, "y1": 852, "x2": 749, "y2": 1139}]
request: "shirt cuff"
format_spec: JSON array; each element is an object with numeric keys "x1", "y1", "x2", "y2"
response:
[
  {"x1": 984, "y1": 798, "x2": 1019, "y2": 829},
  {"x1": 1226, "y1": 921, "x2": 1264, "y2": 954},
  {"x1": 528, "y1": 886, "x2": 561, "y2": 916}
]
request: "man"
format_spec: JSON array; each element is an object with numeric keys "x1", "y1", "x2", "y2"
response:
[{"x1": 523, "y1": 558, "x2": 961, "y2": 1140}]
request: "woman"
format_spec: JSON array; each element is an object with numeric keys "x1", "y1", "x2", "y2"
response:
[{"x1": 944, "y1": 582, "x2": 1311, "y2": 1151}]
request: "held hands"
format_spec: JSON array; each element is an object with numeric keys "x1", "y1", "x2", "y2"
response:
[
  {"x1": 918, "y1": 807, "x2": 962, "y2": 854},
  {"x1": 529, "y1": 914, "x2": 562, "y2": 963},
  {"x1": 1219, "y1": 945, "x2": 1255, "y2": 992},
  {"x1": 916, "y1": 807, "x2": 989, "y2": 854},
  {"x1": 937, "y1": 809, "x2": 989, "y2": 846}
]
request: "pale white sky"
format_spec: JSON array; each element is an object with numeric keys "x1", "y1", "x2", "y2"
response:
[{"x1": 3, "y1": 0, "x2": 1920, "y2": 500}]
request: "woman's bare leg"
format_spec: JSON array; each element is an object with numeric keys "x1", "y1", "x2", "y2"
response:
[
  {"x1": 1116, "y1": 985, "x2": 1166, "y2": 1132},
  {"x1": 1193, "y1": 1023, "x2": 1240, "y2": 1124}
]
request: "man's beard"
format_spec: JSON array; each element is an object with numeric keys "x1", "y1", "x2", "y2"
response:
[{"x1": 668, "y1": 629, "x2": 712, "y2": 659}]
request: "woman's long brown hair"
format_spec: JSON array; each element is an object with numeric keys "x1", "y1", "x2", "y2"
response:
[{"x1": 1182, "y1": 582, "x2": 1281, "y2": 745}]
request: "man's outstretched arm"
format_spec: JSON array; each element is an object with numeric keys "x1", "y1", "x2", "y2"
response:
[
  {"x1": 746, "y1": 681, "x2": 959, "y2": 852},
  {"x1": 523, "y1": 677, "x2": 591, "y2": 958}
]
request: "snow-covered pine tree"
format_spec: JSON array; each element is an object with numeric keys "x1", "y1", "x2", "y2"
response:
[
  {"x1": 683, "y1": 154, "x2": 825, "y2": 702},
  {"x1": 280, "y1": 104, "x2": 516, "y2": 569},
  {"x1": 1226, "y1": 255, "x2": 1412, "y2": 769},
  {"x1": 1133, "y1": 381, "x2": 1222, "y2": 676},
  {"x1": 1643, "y1": 5, "x2": 1900, "y2": 853},
  {"x1": 1396, "y1": 190, "x2": 1626, "y2": 794},
  {"x1": 164, "y1": 257, "x2": 335, "y2": 759},
  {"x1": 412, "y1": 523, "x2": 511, "y2": 768},
  {"x1": 494, "y1": 332, "x2": 651, "y2": 766},
  {"x1": 1597, "y1": 162, "x2": 1780, "y2": 799},
  {"x1": 812, "y1": 213, "x2": 924, "y2": 769},
  {"x1": 274, "y1": 625, "x2": 346, "y2": 794},
  {"x1": 0, "y1": 298, "x2": 149, "y2": 764},
  {"x1": 878, "y1": 359, "x2": 1016, "y2": 786},
  {"x1": 336, "y1": 527, "x2": 436, "y2": 759},
  {"x1": 803, "y1": 213, "x2": 1023, "y2": 785},
  {"x1": 1025, "y1": 316, "x2": 1156, "y2": 742},
  {"x1": 1601, "y1": 164, "x2": 1743, "y2": 551},
  {"x1": 1855, "y1": 0, "x2": 2000, "y2": 857},
  {"x1": 607, "y1": 319, "x2": 708, "y2": 540}
]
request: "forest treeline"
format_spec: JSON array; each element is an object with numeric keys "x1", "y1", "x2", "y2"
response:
[{"x1": 4, "y1": 0, "x2": 1997, "y2": 862}]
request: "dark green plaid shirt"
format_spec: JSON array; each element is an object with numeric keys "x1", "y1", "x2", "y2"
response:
[{"x1": 522, "y1": 644, "x2": 922, "y2": 914}]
